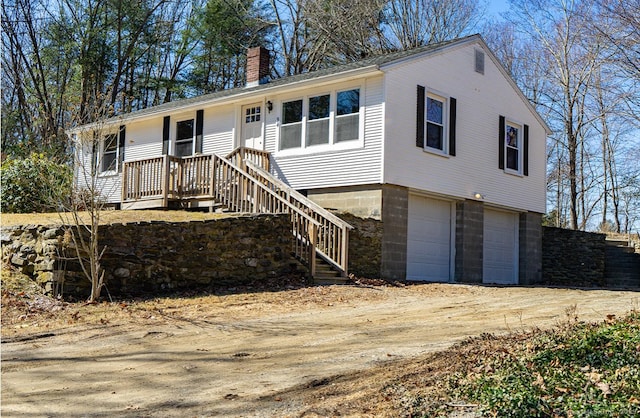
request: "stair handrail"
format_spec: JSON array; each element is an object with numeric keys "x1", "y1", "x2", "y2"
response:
[
  {"x1": 225, "y1": 147, "x2": 271, "y2": 171},
  {"x1": 245, "y1": 160, "x2": 353, "y2": 230},
  {"x1": 245, "y1": 159, "x2": 353, "y2": 274}
]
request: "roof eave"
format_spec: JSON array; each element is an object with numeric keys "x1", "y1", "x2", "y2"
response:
[{"x1": 67, "y1": 65, "x2": 382, "y2": 135}]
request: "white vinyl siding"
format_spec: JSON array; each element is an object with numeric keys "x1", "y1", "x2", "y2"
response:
[
  {"x1": 202, "y1": 106, "x2": 235, "y2": 156},
  {"x1": 383, "y1": 42, "x2": 546, "y2": 214}
]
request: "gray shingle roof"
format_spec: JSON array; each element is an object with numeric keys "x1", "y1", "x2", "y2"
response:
[{"x1": 104, "y1": 35, "x2": 480, "y2": 123}]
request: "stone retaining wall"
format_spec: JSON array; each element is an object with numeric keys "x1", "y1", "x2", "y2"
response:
[
  {"x1": 3, "y1": 214, "x2": 633, "y2": 297},
  {"x1": 2, "y1": 214, "x2": 306, "y2": 298},
  {"x1": 540, "y1": 227, "x2": 606, "y2": 287},
  {"x1": 336, "y1": 212, "x2": 382, "y2": 279}
]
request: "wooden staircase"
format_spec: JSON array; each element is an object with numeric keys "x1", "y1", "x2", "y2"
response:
[
  {"x1": 313, "y1": 256, "x2": 351, "y2": 285},
  {"x1": 121, "y1": 147, "x2": 353, "y2": 282}
]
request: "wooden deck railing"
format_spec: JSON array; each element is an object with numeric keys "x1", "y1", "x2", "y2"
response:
[
  {"x1": 226, "y1": 147, "x2": 271, "y2": 172},
  {"x1": 245, "y1": 160, "x2": 352, "y2": 275},
  {"x1": 122, "y1": 151, "x2": 327, "y2": 275},
  {"x1": 122, "y1": 155, "x2": 178, "y2": 205},
  {"x1": 175, "y1": 154, "x2": 215, "y2": 198}
]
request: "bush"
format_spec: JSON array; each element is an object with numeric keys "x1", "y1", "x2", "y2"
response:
[
  {"x1": 1, "y1": 153, "x2": 72, "y2": 213},
  {"x1": 460, "y1": 313, "x2": 640, "y2": 417}
]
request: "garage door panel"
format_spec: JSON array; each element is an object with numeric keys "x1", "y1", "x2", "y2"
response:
[
  {"x1": 406, "y1": 196, "x2": 452, "y2": 282},
  {"x1": 483, "y1": 210, "x2": 518, "y2": 284}
]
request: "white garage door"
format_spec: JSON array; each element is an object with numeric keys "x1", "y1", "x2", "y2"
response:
[
  {"x1": 406, "y1": 195, "x2": 452, "y2": 282},
  {"x1": 483, "y1": 209, "x2": 518, "y2": 284}
]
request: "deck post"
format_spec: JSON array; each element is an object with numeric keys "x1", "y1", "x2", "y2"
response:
[
  {"x1": 161, "y1": 155, "x2": 170, "y2": 208},
  {"x1": 263, "y1": 153, "x2": 270, "y2": 172},
  {"x1": 252, "y1": 181, "x2": 258, "y2": 212},
  {"x1": 341, "y1": 229, "x2": 349, "y2": 277},
  {"x1": 121, "y1": 162, "x2": 128, "y2": 202},
  {"x1": 210, "y1": 155, "x2": 217, "y2": 200},
  {"x1": 309, "y1": 223, "x2": 317, "y2": 278}
]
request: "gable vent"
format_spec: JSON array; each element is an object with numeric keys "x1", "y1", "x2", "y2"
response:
[{"x1": 475, "y1": 49, "x2": 485, "y2": 74}]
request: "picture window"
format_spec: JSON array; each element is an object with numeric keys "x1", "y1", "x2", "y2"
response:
[{"x1": 279, "y1": 87, "x2": 361, "y2": 151}]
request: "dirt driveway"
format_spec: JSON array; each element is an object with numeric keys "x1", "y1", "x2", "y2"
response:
[{"x1": 2, "y1": 283, "x2": 638, "y2": 417}]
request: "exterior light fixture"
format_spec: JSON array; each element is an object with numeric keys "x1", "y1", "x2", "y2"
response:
[
  {"x1": 474, "y1": 192, "x2": 485, "y2": 200},
  {"x1": 266, "y1": 100, "x2": 273, "y2": 112}
]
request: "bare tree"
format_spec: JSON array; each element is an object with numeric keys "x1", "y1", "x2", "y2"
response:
[
  {"x1": 268, "y1": 0, "x2": 323, "y2": 75},
  {"x1": 303, "y1": 0, "x2": 388, "y2": 63},
  {"x1": 57, "y1": 99, "x2": 121, "y2": 302},
  {"x1": 594, "y1": 0, "x2": 640, "y2": 79},
  {"x1": 383, "y1": 0, "x2": 482, "y2": 49},
  {"x1": 505, "y1": 0, "x2": 604, "y2": 230},
  {"x1": 2, "y1": 0, "x2": 73, "y2": 159}
]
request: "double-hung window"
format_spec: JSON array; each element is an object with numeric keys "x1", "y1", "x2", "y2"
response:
[
  {"x1": 279, "y1": 87, "x2": 361, "y2": 152},
  {"x1": 426, "y1": 94, "x2": 446, "y2": 151},
  {"x1": 505, "y1": 121, "x2": 520, "y2": 171},
  {"x1": 336, "y1": 89, "x2": 360, "y2": 142},
  {"x1": 307, "y1": 94, "x2": 330, "y2": 146},
  {"x1": 175, "y1": 119, "x2": 194, "y2": 157},
  {"x1": 416, "y1": 85, "x2": 456, "y2": 156},
  {"x1": 101, "y1": 133, "x2": 118, "y2": 173},
  {"x1": 280, "y1": 100, "x2": 303, "y2": 150},
  {"x1": 499, "y1": 115, "x2": 529, "y2": 176}
]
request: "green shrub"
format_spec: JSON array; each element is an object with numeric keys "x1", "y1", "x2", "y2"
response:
[
  {"x1": 460, "y1": 313, "x2": 640, "y2": 417},
  {"x1": 1, "y1": 153, "x2": 72, "y2": 213}
]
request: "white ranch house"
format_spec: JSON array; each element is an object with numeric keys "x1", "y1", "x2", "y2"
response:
[{"x1": 70, "y1": 35, "x2": 550, "y2": 284}]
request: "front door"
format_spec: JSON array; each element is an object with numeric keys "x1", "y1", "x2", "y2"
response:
[{"x1": 241, "y1": 103, "x2": 263, "y2": 149}]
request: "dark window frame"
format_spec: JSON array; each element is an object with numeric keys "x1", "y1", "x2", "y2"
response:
[{"x1": 175, "y1": 118, "x2": 195, "y2": 157}]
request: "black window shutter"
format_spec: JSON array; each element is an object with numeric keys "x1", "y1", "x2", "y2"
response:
[
  {"x1": 498, "y1": 115, "x2": 505, "y2": 169},
  {"x1": 416, "y1": 85, "x2": 425, "y2": 148},
  {"x1": 118, "y1": 125, "x2": 126, "y2": 171},
  {"x1": 448, "y1": 97, "x2": 457, "y2": 156},
  {"x1": 195, "y1": 109, "x2": 204, "y2": 153},
  {"x1": 523, "y1": 124, "x2": 529, "y2": 176},
  {"x1": 162, "y1": 116, "x2": 170, "y2": 155}
]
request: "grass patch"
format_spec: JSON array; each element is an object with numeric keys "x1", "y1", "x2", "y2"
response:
[
  {"x1": 1, "y1": 210, "x2": 237, "y2": 226},
  {"x1": 406, "y1": 312, "x2": 640, "y2": 417}
]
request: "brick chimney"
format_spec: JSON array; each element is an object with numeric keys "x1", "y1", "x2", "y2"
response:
[{"x1": 246, "y1": 46, "x2": 270, "y2": 87}]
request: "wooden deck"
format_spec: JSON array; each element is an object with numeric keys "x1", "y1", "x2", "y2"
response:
[{"x1": 120, "y1": 147, "x2": 351, "y2": 278}]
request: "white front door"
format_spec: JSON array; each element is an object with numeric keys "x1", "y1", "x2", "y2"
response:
[
  {"x1": 241, "y1": 104, "x2": 263, "y2": 149},
  {"x1": 483, "y1": 209, "x2": 519, "y2": 284},
  {"x1": 406, "y1": 195, "x2": 453, "y2": 282}
]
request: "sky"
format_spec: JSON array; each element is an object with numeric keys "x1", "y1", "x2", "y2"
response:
[{"x1": 486, "y1": 0, "x2": 511, "y2": 17}]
